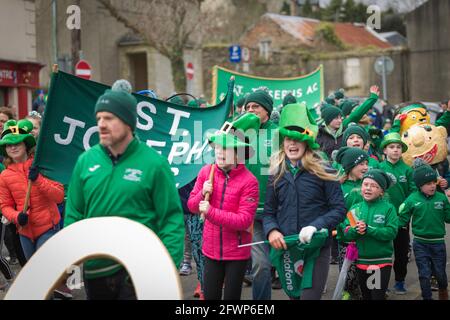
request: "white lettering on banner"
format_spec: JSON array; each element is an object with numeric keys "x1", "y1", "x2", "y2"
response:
[
  {"x1": 171, "y1": 167, "x2": 180, "y2": 188},
  {"x1": 146, "y1": 140, "x2": 166, "y2": 154},
  {"x1": 137, "y1": 101, "x2": 156, "y2": 131},
  {"x1": 283, "y1": 251, "x2": 294, "y2": 291},
  {"x1": 234, "y1": 85, "x2": 243, "y2": 96},
  {"x1": 186, "y1": 140, "x2": 209, "y2": 163},
  {"x1": 54, "y1": 116, "x2": 86, "y2": 145},
  {"x1": 306, "y1": 83, "x2": 318, "y2": 95},
  {"x1": 168, "y1": 142, "x2": 190, "y2": 164},
  {"x1": 167, "y1": 108, "x2": 190, "y2": 136},
  {"x1": 83, "y1": 126, "x2": 98, "y2": 150}
]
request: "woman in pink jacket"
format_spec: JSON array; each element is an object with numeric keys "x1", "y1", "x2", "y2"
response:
[
  {"x1": 0, "y1": 119, "x2": 64, "y2": 260},
  {"x1": 188, "y1": 114, "x2": 260, "y2": 300}
]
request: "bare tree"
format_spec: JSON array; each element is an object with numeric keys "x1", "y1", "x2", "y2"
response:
[{"x1": 97, "y1": 0, "x2": 203, "y2": 93}]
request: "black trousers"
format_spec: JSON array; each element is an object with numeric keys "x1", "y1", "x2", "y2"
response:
[
  {"x1": 6, "y1": 224, "x2": 27, "y2": 267},
  {"x1": 84, "y1": 268, "x2": 136, "y2": 300},
  {"x1": 357, "y1": 266, "x2": 392, "y2": 300},
  {"x1": 204, "y1": 256, "x2": 248, "y2": 300},
  {"x1": 394, "y1": 227, "x2": 410, "y2": 282}
]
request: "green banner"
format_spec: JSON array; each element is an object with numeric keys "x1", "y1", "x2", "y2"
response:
[
  {"x1": 212, "y1": 65, "x2": 324, "y2": 116},
  {"x1": 34, "y1": 71, "x2": 233, "y2": 188}
]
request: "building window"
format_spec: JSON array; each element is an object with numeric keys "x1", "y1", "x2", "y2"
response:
[
  {"x1": 259, "y1": 40, "x2": 271, "y2": 61},
  {"x1": 344, "y1": 58, "x2": 361, "y2": 89}
]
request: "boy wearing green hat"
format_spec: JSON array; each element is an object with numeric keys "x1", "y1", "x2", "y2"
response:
[
  {"x1": 341, "y1": 124, "x2": 379, "y2": 170},
  {"x1": 65, "y1": 86, "x2": 184, "y2": 300},
  {"x1": 317, "y1": 86, "x2": 380, "y2": 159},
  {"x1": 398, "y1": 159, "x2": 450, "y2": 300},
  {"x1": 378, "y1": 132, "x2": 416, "y2": 295},
  {"x1": 338, "y1": 169, "x2": 398, "y2": 300},
  {"x1": 243, "y1": 89, "x2": 279, "y2": 300}
]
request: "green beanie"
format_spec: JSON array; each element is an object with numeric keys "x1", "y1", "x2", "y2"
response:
[
  {"x1": 342, "y1": 124, "x2": 369, "y2": 146},
  {"x1": 412, "y1": 158, "x2": 437, "y2": 188},
  {"x1": 282, "y1": 94, "x2": 297, "y2": 106},
  {"x1": 236, "y1": 97, "x2": 246, "y2": 108},
  {"x1": 187, "y1": 99, "x2": 200, "y2": 108},
  {"x1": 245, "y1": 90, "x2": 273, "y2": 115},
  {"x1": 334, "y1": 89, "x2": 345, "y2": 100},
  {"x1": 321, "y1": 104, "x2": 343, "y2": 125},
  {"x1": 363, "y1": 169, "x2": 392, "y2": 191},
  {"x1": 336, "y1": 147, "x2": 369, "y2": 173},
  {"x1": 169, "y1": 95, "x2": 185, "y2": 106},
  {"x1": 340, "y1": 99, "x2": 358, "y2": 117},
  {"x1": 95, "y1": 89, "x2": 137, "y2": 131},
  {"x1": 325, "y1": 96, "x2": 336, "y2": 105}
]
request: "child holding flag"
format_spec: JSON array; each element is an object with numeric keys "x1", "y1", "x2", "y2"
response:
[
  {"x1": 335, "y1": 147, "x2": 369, "y2": 300},
  {"x1": 379, "y1": 133, "x2": 416, "y2": 294},
  {"x1": 338, "y1": 169, "x2": 398, "y2": 300},
  {"x1": 398, "y1": 159, "x2": 450, "y2": 300},
  {"x1": 188, "y1": 113, "x2": 260, "y2": 300},
  {"x1": 263, "y1": 103, "x2": 346, "y2": 300}
]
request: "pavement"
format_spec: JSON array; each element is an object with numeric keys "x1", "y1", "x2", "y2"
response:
[{"x1": 1, "y1": 225, "x2": 450, "y2": 300}]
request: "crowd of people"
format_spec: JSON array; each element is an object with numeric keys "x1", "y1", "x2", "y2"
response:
[{"x1": 1, "y1": 82, "x2": 450, "y2": 302}]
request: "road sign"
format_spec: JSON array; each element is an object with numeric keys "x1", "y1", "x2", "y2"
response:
[
  {"x1": 374, "y1": 56, "x2": 394, "y2": 101},
  {"x1": 229, "y1": 45, "x2": 241, "y2": 63},
  {"x1": 374, "y1": 56, "x2": 394, "y2": 76},
  {"x1": 186, "y1": 62, "x2": 194, "y2": 80},
  {"x1": 75, "y1": 60, "x2": 92, "y2": 80},
  {"x1": 242, "y1": 47, "x2": 250, "y2": 62}
]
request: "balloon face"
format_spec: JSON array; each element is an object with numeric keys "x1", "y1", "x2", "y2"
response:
[
  {"x1": 400, "y1": 108, "x2": 430, "y2": 134},
  {"x1": 402, "y1": 124, "x2": 448, "y2": 166}
]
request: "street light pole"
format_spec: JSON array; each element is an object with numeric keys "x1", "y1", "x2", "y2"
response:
[{"x1": 52, "y1": 0, "x2": 58, "y2": 65}]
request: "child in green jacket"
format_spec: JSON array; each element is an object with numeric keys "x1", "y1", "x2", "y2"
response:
[
  {"x1": 338, "y1": 169, "x2": 398, "y2": 300},
  {"x1": 378, "y1": 132, "x2": 416, "y2": 294},
  {"x1": 340, "y1": 124, "x2": 379, "y2": 170},
  {"x1": 335, "y1": 147, "x2": 370, "y2": 300},
  {"x1": 398, "y1": 159, "x2": 450, "y2": 300}
]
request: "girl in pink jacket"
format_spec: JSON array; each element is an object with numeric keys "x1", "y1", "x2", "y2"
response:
[{"x1": 188, "y1": 113, "x2": 260, "y2": 300}]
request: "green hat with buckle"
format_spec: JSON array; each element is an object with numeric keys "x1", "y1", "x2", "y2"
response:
[
  {"x1": 278, "y1": 102, "x2": 320, "y2": 150},
  {"x1": 207, "y1": 113, "x2": 260, "y2": 159},
  {"x1": 380, "y1": 132, "x2": 408, "y2": 152},
  {"x1": 0, "y1": 119, "x2": 36, "y2": 156}
]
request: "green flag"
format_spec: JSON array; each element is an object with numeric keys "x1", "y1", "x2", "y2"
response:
[
  {"x1": 212, "y1": 65, "x2": 324, "y2": 118},
  {"x1": 270, "y1": 229, "x2": 329, "y2": 299},
  {"x1": 34, "y1": 71, "x2": 233, "y2": 188}
]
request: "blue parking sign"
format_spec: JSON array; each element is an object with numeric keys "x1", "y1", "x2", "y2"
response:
[{"x1": 229, "y1": 45, "x2": 241, "y2": 63}]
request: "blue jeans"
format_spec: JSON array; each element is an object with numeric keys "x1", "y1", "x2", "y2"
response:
[
  {"x1": 251, "y1": 218, "x2": 272, "y2": 300},
  {"x1": 413, "y1": 239, "x2": 448, "y2": 300},
  {"x1": 19, "y1": 225, "x2": 60, "y2": 260}
]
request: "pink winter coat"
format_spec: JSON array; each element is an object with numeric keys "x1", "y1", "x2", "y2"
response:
[{"x1": 188, "y1": 164, "x2": 258, "y2": 261}]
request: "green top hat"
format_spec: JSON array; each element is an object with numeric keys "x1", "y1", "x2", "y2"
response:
[
  {"x1": 278, "y1": 102, "x2": 320, "y2": 150},
  {"x1": 207, "y1": 113, "x2": 260, "y2": 158},
  {"x1": 380, "y1": 132, "x2": 408, "y2": 152},
  {"x1": 0, "y1": 119, "x2": 36, "y2": 156}
]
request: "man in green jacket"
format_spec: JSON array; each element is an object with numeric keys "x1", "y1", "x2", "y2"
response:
[
  {"x1": 65, "y1": 87, "x2": 184, "y2": 300},
  {"x1": 244, "y1": 89, "x2": 278, "y2": 300}
]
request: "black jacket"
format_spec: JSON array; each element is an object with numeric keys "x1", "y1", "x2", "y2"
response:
[
  {"x1": 262, "y1": 164, "x2": 346, "y2": 242},
  {"x1": 316, "y1": 125, "x2": 343, "y2": 160}
]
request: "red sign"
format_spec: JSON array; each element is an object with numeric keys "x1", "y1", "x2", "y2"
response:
[
  {"x1": 75, "y1": 60, "x2": 92, "y2": 80},
  {"x1": 186, "y1": 62, "x2": 194, "y2": 80}
]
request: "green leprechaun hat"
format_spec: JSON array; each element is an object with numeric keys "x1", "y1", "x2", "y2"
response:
[
  {"x1": 380, "y1": 132, "x2": 408, "y2": 152},
  {"x1": 207, "y1": 113, "x2": 260, "y2": 159},
  {"x1": 0, "y1": 119, "x2": 36, "y2": 156},
  {"x1": 278, "y1": 102, "x2": 320, "y2": 150}
]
